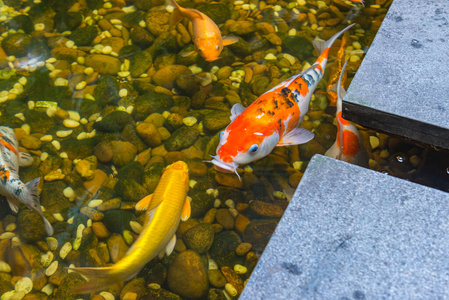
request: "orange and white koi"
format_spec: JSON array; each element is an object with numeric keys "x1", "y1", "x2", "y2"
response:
[
  {"x1": 209, "y1": 24, "x2": 356, "y2": 177},
  {"x1": 168, "y1": 0, "x2": 238, "y2": 62},
  {"x1": 71, "y1": 161, "x2": 191, "y2": 294},
  {"x1": 325, "y1": 61, "x2": 369, "y2": 167},
  {"x1": 327, "y1": 32, "x2": 348, "y2": 106},
  {"x1": 0, "y1": 126, "x2": 53, "y2": 236}
]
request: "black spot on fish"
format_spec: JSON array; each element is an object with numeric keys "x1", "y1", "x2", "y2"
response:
[
  {"x1": 267, "y1": 110, "x2": 275, "y2": 116},
  {"x1": 281, "y1": 88, "x2": 291, "y2": 98},
  {"x1": 411, "y1": 39, "x2": 423, "y2": 48},
  {"x1": 285, "y1": 98, "x2": 295, "y2": 108},
  {"x1": 257, "y1": 107, "x2": 265, "y2": 114},
  {"x1": 273, "y1": 99, "x2": 279, "y2": 109},
  {"x1": 278, "y1": 119, "x2": 282, "y2": 128}
]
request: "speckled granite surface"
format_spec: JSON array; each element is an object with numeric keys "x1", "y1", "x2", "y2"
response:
[
  {"x1": 343, "y1": 0, "x2": 449, "y2": 149},
  {"x1": 240, "y1": 155, "x2": 449, "y2": 299}
]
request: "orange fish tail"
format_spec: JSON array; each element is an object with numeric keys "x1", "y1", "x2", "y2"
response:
[{"x1": 70, "y1": 266, "x2": 118, "y2": 294}]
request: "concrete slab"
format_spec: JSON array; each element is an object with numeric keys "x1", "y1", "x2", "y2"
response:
[
  {"x1": 343, "y1": 0, "x2": 449, "y2": 149},
  {"x1": 240, "y1": 155, "x2": 449, "y2": 299}
]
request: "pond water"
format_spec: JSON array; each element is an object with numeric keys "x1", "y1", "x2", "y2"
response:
[{"x1": 2, "y1": 0, "x2": 446, "y2": 299}]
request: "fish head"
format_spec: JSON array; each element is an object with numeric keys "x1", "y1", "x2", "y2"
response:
[
  {"x1": 210, "y1": 121, "x2": 280, "y2": 175},
  {"x1": 195, "y1": 37, "x2": 223, "y2": 62}
]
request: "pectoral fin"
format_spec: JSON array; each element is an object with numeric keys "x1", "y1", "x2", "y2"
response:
[
  {"x1": 165, "y1": 235, "x2": 177, "y2": 256},
  {"x1": 230, "y1": 103, "x2": 246, "y2": 121},
  {"x1": 135, "y1": 194, "x2": 153, "y2": 211},
  {"x1": 278, "y1": 128, "x2": 314, "y2": 146},
  {"x1": 181, "y1": 50, "x2": 196, "y2": 57},
  {"x1": 181, "y1": 197, "x2": 191, "y2": 221},
  {"x1": 222, "y1": 36, "x2": 239, "y2": 46},
  {"x1": 170, "y1": 9, "x2": 183, "y2": 26},
  {"x1": 18, "y1": 152, "x2": 34, "y2": 167},
  {"x1": 6, "y1": 197, "x2": 20, "y2": 213}
]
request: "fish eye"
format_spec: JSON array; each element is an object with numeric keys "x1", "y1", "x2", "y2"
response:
[
  {"x1": 216, "y1": 45, "x2": 219, "y2": 50},
  {"x1": 219, "y1": 131, "x2": 224, "y2": 139},
  {"x1": 198, "y1": 48, "x2": 202, "y2": 52},
  {"x1": 249, "y1": 144, "x2": 259, "y2": 153}
]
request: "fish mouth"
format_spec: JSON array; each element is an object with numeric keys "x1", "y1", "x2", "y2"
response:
[{"x1": 206, "y1": 156, "x2": 241, "y2": 180}]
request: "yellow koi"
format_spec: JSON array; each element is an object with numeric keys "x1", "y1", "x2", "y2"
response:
[{"x1": 71, "y1": 161, "x2": 191, "y2": 294}]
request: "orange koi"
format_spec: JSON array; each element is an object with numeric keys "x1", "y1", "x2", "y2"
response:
[
  {"x1": 209, "y1": 24, "x2": 356, "y2": 177},
  {"x1": 168, "y1": 0, "x2": 238, "y2": 62},
  {"x1": 327, "y1": 32, "x2": 348, "y2": 106},
  {"x1": 349, "y1": 0, "x2": 365, "y2": 5},
  {"x1": 325, "y1": 61, "x2": 369, "y2": 167},
  {"x1": 71, "y1": 161, "x2": 191, "y2": 294}
]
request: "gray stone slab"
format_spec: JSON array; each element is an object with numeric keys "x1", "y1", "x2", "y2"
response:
[
  {"x1": 343, "y1": 0, "x2": 449, "y2": 149},
  {"x1": 240, "y1": 155, "x2": 449, "y2": 299}
]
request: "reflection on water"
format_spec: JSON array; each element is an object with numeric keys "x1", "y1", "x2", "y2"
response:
[{"x1": 5, "y1": 0, "x2": 447, "y2": 298}]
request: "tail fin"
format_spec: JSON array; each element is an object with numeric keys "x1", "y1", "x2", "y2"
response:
[
  {"x1": 313, "y1": 23, "x2": 356, "y2": 53},
  {"x1": 25, "y1": 178, "x2": 54, "y2": 236},
  {"x1": 69, "y1": 267, "x2": 117, "y2": 294},
  {"x1": 167, "y1": 0, "x2": 183, "y2": 26},
  {"x1": 336, "y1": 60, "x2": 349, "y2": 113}
]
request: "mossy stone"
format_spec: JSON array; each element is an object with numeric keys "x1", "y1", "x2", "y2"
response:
[
  {"x1": 121, "y1": 124, "x2": 147, "y2": 153},
  {"x1": 114, "y1": 178, "x2": 148, "y2": 202},
  {"x1": 164, "y1": 126, "x2": 199, "y2": 151},
  {"x1": 143, "y1": 288, "x2": 181, "y2": 300},
  {"x1": 70, "y1": 25, "x2": 98, "y2": 46},
  {"x1": 134, "y1": 91, "x2": 174, "y2": 120},
  {"x1": 7, "y1": 15, "x2": 34, "y2": 34},
  {"x1": 298, "y1": 139, "x2": 326, "y2": 160},
  {"x1": 129, "y1": 26, "x2": 154, "y2": 49},
  {"x1": 24, "y1": 111, "x2": 55, "y2": 134},
  {"x1": 19, "y1": 167, "x2": 43, "y2": 185},
  {"x1": 151, "y1": 32, "x2": 179, "y2": 57},
  {"x1": 40, "y1": 181, "x2": 72, "y2": 215},
  {"x1": 243, "y1": 219, "x2": 278, "y2": 252},
  {"x1": 0, "y1": 274, "x2": 13, "y2": 296},
  {"x1": 203, "y1": 111, "x2": 231, "y2": 133},
  {"x1": 1, "y1": 33, "x2": 31, "y2": 57},
  {"x1": 228, "y1": 37, "x2": 252, "y2": 57},
  {"x1": 53, "y1": 272, "x2": 85, "y2": 300},
  {"x1": 197, "y1": 3, "x2": 231, "y2": 24},
  {"x1": 118, "y1": 45, "x2": 142, "y2": 59},
  {"x1": 60, "y1": 138, "x2": 96, "y2": 160},
  {"x1": 130, "y1": 49, "x2": 153, "y2": 78},
  {"x1": 94, "y1": 111, "x2": 133, "y2": 132},
  {"x1": 282, "y1": 36, "x2": 314, "y2": 61},
  {"x1": 117, "y1": 161, "x2": 144, "y2": 183},
  {"x1": 209, "y1": 231, "x2": 242, "y2": 267},
  {"x1": 17, "y1": 209, "x2": 46, "y2": 243},
  {"x1": 103, "y1": 210, "x2": 135, "y2": 233},
  {"x1": 314, "y1": 122, "x2": 338, "y2": 149},
  {"x1": 182, "y1": 223, "x2": 214, "y2": 254},
  {"x1": 189, "y1": 190, "x2": 214, "y2": 218},
  {"x1": 142, "y1": 162, "x2": 165, "y2": 193},
  {"x1": 198, "y1": 47, "x2": 235, "y2": 69},
  {"x1": 208, "y1": 288, "x2": 227, "y2": 300},
  {"x1": 30, "y1": 37, "x2": 51, "y2": 61},
  {"x1": 54, "y1": 12, "x2": 83, "y2": 32},
  {"x1": 93, "y1": 74, "x2": 120, "y2": 106}
]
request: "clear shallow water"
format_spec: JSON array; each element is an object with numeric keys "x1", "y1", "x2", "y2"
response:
[{"x1": 4, "y1": 0, "x2": 447, "y2": 299}]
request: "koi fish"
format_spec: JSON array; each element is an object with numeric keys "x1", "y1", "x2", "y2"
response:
[
  {"x1": 325, "y1": 61, "x2": 369, "y2": 167},
  {"x1": 0, "y1": 126, "x2": 53, "y2": 236},
  {"x1": 71, "y1": 161, "x2": 191, "y2": 294},
  {"x1": 209, "y1": 24, "x2": 356, "y2": 177},
  {"x1": 326, "y1": 32, "x2": 348, "y2": 106},
  {"x1": 168, "y1": 0, "x2": 238, "y2": 62}
]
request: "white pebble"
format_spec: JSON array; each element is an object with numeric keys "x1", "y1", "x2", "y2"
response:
[
  {"x1": 77, "y1": 56, "x2": 85, "y2": 65},
  {"x1": 45, "y1": 261, "x2": 58, "y2": 276},
  {"x1": 19, "y1": 76, "x2": 27, "y2": 85},
  {"x1": 63, "y1": 119, "x2": 80, "y2": 128},
  {"x1": 102, "y1": 46, "x2": 113, "y2": 55},
  {"x1": 14, "y1": 113, "x2": 25, "y2": 121},
  {"x1": 183, "y1": 116, "x2": 197, "y2": 126},
  {"x1": 27, "y1": 101, "x2": 35, "y2": 111},
  {"x1": 0, "y1": 261, "x2": 11, "y2": 273},
  {"x1": 66, "y1": 110, "x2": 80, "y2": 122},
  {"x1": 75, "y1": 81, "x2": 86, "y2": 90},
  {"x1": 40, "y1": 152, "x2": 49, "y2": 161},
  {"x1": 5, "y1": 223, "x2": 16, "y2": 232},
  {"x1": 189, "y1": 180, "x2": 197, "y2": 188},
  {"x1": 100, "y1": 291, "x2": 115, "y2": 300},
  {"x1": 53, "y1": 213, "x2": 64, "y2": 222},
  {"x1": 76, "y1": 224, "x2": 85, "y2": 238},
  {"x1": 292, "y1": 161, "x2": 303, "y2": 170},
  {"x1": 56, "y1": 130, "x2": 73, "y2": 138},
  {"x1": 147, "y1": 284, "x2": 160, "y2": 290},
  {"x1": 225, "y1": 283, "x2": 238, "y2": 297},
  {"x1": 370, "y1": 136, "x2": 380, "y2": 149},
  {"x1": 84, "y1": 67, "x2": 94, "y2": 75},
  {"x1": 41, "y1": 283, "x2": 54, "y2": 295},
  {"x1": 15, "y1": 277, "x2": 33, "y2": 294},
  {"x1": 51, "y1": 140, "x2": 61, "y2": 150},
  {"x1": 54, "y1": 78, "x2": 68, "y2": 86},
  {"x1": 234, "y1": 264, "x2": 247, "y2": 274},
  {"x1": 67, "y1": 216, "x2": 74, "y2": 225},
  {"x1": 46, "y1": 237, "x2": 58, "y2": 250},
  {"x1": 273, "y1": 191, "x2": 286, "y2": 199},
  {"x1": 225, "y1": 199, "x2": 235, "y2": 209},
  {"x1": 229, "y1": 208, "x2": 238, "y2": 218},
  {"x1": 87, "y1": 129, "x2": 97, "y2": 138},
  {"x1": 350, "y1": 55, "x2": 361, "y2": 62},
  {"x1": 0, "y1": 232, "x2": 15, "y2": 239},
  {"x1": 59, "y1": 242, "x2": 72, "y2": 259},
  {"x1": 34, "y1": 23, "x2": 45, "y2": 31},
  {"x1": 200, "y1": 73, "x2": 213, "y2": 86},
  {"x1": 11, "y1": 237, "x2": 21, "y2": 248},
  {"x1": 264, "y1": 53, "x2": 277, "y2": 60},
  {"x1": 77, "y1": 132, "x2": 87, "y2": 140},
  {"x1": 88, "y1": 199, "x2": 103, "y2": 208},
  {"x1": 208, "y1": 258, "x2": 218, "y2": 270},
  {"x1": 119, "y1": 88, "x2": 128, "y2": 98},
  {"x1": 65, "y1": 40, "x2": 75, "y2": 48},
  {"x1": 129, "y1": 221, "x2": 143, "y2": 234},
  {"x1": 214, "y1": 199, "x2": 221, "y2": 208},
  {"x1": 40, "y1": 135, "x2": 53, "y2": 142},
  {"x1": 288, "y1": 28, "x2": 297, "y2": 36},
  {"x1": 118, "y1": 71, "x2": 130, "y2": 78},
  {"x1": 188, "y1": 66, "x2": 202, "y2": 74},
  {"x1": 40, "y1": 251, "x2": 54, "y2": 267},
  {"x1": 21, "y1": 124, "x2": 30, "y2": 135},
  {"x1": 126, "y1": 106, "x2": 134, "y2": 114},
  {"x1": 80, "y1": 118, "x2": 88, "y2": 125},
  {"x1": 73, "y1": 237, "x2": 82, "y2": 251}
]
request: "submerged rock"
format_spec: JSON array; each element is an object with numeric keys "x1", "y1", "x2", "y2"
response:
[
  {"x1": 1, "y1": 33, "x2": 31, "y2": 57},
  {"x1": 70, "y1": 26, "x2": 98, "y2": 46},
  {"x1": 18, "y1": 209, "x2": 46, "y2": 243},
  {"x1": 164, "y1": 126, "x2": 199, "y2": 151},
  {"x1": 282, "y1": 36, "x2": 314, "y2": 61},
  {"x1": 167, "y1": 250, "x2": 209, "y2": 299},
  {"x1": 209, "y1": 231, "x2": 242, "y2": 267},
  {"x1": 93, "y1": 75, "x2": 121, "y2": 106},
  {"x1": 182, "y1": 223, "x2": 214, "y2": 254}
]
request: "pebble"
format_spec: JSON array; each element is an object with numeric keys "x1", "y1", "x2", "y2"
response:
[
  {"x1": 225, "y1": 283, "x2": 238, "y2": 297},
  {"x1": 370, "y1": 136, "x2": 380, "y2": 149},
  {"x1": 46, "y1": 237, "x2": 58, "y2": 250},
  {"x1": 0, "y1": 261, "x2": 11, "y2": 273},
  {"x1": 183, "y1": 116, "x2": 197, "y2": 126},
  {"x1": 59, "y1": 242, "x2": 72, "y2": 259},
  {"x1": 236, "y1": 242, "x2": 252, "y2": 256},
  {"x1": 56, "y1": 130, "x2": 73, "y2": 138},
  {"x1": 41, "y1": 251, "x2": 54, "y2": 267},
  {"x1": 40, "y1": 135, "x2": 53, "y2": 142},
  {"x1": 45, "y1": 261, "x2": 58, "y2": 276},
  {"x1": 53, "y1": 213, "x2": 64, "y2": 222},
  {"x1": 88, "y1": 199, "x2": 103, "y2": 208},
  {"x1": 264, "y1": 53, "x2": 277, "y2": 60},
  {"x1": 233, "y1": 264, "x2": 247, "y2": 274},
  {"x1": 41, "y1": 283, "x2": 54, "y2": 296},
  {"x1": 119, "y1": 88, "x2": 128, "y2": 97},
  {"x1": 5, "y1": 223, "x2": 16, "y2": 232},
  {"x1": 123, "y1": 230, "x2": 134, "y2": 246},
  {"x1": 15, "y1": 277, "x2": 33, "y2": 294},
  {"x1": 51, "y1": 140, "x2": 61, "y2": 150},
  {"x1": 60, "y1": 152, "x2": 69, "y2": 159},
  {"x1": 208, "y1": 258, "x2": 218, "y2": 270},
  {"x1": 77, "y1": 224, "x2": 85, "y2": 238},
  {"x1": 350, "y1": 55, "x2": 361, "y2": 62},
  {"x1": 73, "y1": 237, "x2": 82, "y2": 250},
  {"x1": 129, "y1": 221, "x2": 142, "y2": 234},
  {"x1": 63, "y1": 119, "x2": 80, "y2": 128},
  {"x1": 54, "y1": 78, "x2": 69, "y2": 86},
  {"x1": 0, "y1": 232, "x2": 15, "y2": 239},
  {"x1": 100, "y1": 291, "x2": 115, "y2": 300}
]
